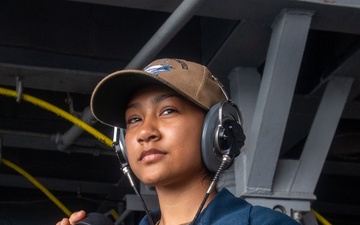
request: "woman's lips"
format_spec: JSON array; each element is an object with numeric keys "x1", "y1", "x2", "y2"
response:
[{"x1": 139, "y1": 149, "x2": 166, "y2": 162}]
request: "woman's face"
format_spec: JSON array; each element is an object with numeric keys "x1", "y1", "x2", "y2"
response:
[{"x1": 124, "y1": 85, "x2": 207, "y2": 187}]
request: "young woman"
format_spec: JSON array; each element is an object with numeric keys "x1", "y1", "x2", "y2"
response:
[{"x1": 57, "y1": 59, "x2": 299, "y2": 225}]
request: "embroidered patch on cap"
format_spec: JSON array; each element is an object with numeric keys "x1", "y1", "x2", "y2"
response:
[{"x1": 144, "y1": 64, "x2": 172, "y2": 75}]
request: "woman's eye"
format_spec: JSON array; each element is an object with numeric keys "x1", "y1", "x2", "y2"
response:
[
  {"x1": 162, "y1": 108, "x2": 176, "y2": 115},
  {"x1": 127, "y1": 117, "x2": 141, "y2": 124}
]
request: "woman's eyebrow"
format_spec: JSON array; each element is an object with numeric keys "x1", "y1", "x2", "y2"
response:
[
  {"x1": 152, "y1": 93, "x2": 179, "y2": 104},
  {"x1": 126, "y1": 93, "x2": 180, "y2": 110},
  {"x1": 126, "y1": 102, "x2": 140, "y2": 110}
]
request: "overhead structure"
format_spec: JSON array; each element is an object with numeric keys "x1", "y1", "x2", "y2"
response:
[{"x1": 0, "y1": 0, "x2": 359, "y2": 224}]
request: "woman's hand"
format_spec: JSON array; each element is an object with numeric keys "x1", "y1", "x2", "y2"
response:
[{"x1": 56, "y1": 210, "x2": 86, "y2": 225}]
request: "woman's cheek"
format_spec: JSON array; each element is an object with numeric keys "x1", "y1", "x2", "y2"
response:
[
  {"x1": 124, "y1": 137, "x2": 137, "y2": 166},
  {"x1": 125, "y1": 147, "x2": 136, "y2": 165}
]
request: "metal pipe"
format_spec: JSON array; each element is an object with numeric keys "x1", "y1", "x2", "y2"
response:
[
  {"x1": 114, "y1": 209, "x2": 132, "y2": 225},
  {"x1": 54, "y1": 106, "x2": 97, "y2": 151},
  {"x1": 125, "y1": 0, "x2": 206, "y2": 69}
]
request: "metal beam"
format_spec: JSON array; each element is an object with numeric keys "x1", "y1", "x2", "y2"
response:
[
  {"x1": 241, "y1": 9, "x2": 313, "y2": 195},
  {"x1": 0, "y1": 129, "x2": 112, "y2": 155},
  {"x1": 296, "y1": 0, "x2": 360, "y2": 8},
  {"x1": 208, "y1": 21, "x2": 271, "y2": 77},
  {"x1": 0, "y1": 62, "x2": 106, "y2": 94},
  {"x1": 291, "y1": 76, "x2": 354, "y2": 193},
  {"x1": 228, "y1": 67, "x2": 261, "y2": 194},
  {"x1": 0, "y1": 174, "x2": 129, "y2": 199}
]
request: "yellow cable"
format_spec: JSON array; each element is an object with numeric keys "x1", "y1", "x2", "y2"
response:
[
  {"x1": 110, "y1": 209, "x2": 120, "y2": 220},
  {"x1": 0, "y1": 87, "x2": 113, "y2": 147},
  {"x1": 1, "y1": 158, "x2": 72, "y2": 217},
  {"x1": 0, "y1": 86, "x2": 114, "y2": 217},
  {"x1": 312, "y1": 209, "x2": 332, "y2": 225}
]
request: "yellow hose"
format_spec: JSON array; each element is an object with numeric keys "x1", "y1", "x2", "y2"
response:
[
  {"x1": 312, "y1": 209, "x2": 332, "y2": 225},
  {"x1": 0, "y1": 87, "x2": 112, "y2": 147},
  {"x1": 1, "y1": 158, "x2": 72, "y2": 217},
  {"x1": 0, "y1": 86, "x2": 114, "y2": 216}
]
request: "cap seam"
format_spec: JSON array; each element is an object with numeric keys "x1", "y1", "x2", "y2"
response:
[{"x1": 196, "y1": 66, "x2": 206, "y2": 103}]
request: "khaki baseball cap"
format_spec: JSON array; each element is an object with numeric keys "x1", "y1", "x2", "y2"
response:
[{"x1": 90, "y1": 58, "x2": 227, "y2": 128}]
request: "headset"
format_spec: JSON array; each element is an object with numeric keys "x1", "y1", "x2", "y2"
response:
[
  {"x1": 201, "y1": 100, "x2": 245, "y2": 173},
  {"x1": 111, "y1": 99, "x2": 245, "y2": 225},
  {"x1": 114, "y1": 99, "x2": 245, "y2": 175}
]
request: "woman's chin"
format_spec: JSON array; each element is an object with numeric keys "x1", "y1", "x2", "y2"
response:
[{"x1": 139, "y1": 174, "x2": 164, "y2": 187}]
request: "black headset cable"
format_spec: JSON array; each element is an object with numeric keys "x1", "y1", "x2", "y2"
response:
[{"x1": 190, "y1": 155, "x2": 232, "y2": 225}]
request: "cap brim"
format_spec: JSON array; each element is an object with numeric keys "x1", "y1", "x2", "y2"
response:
[{"x1": 90, "y1": 69, "x2": 166, "y2": 128}]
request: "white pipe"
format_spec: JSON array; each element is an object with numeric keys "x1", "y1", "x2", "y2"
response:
[
  {"x1": 54, "y1": 106, "x2": 97, "y2": 151},
  {"x1": 114, "y1": 209, "x2": 132, "y2": 225},
  {"x1": 126, "y1": 0, "x2": 206, "y2": 69}
]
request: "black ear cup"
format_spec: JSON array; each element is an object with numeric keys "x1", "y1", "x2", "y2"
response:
[
  {"x1": 113, "y1": 128, "x2": 129, "y2": 168},
  {"x1": 201, "y1": 101, "x2": 245, "y2": 173}
]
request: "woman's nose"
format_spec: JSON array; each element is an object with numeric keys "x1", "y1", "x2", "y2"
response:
[{"x1": 136, "y1": 118, "x2": 161, "y2": 144}]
